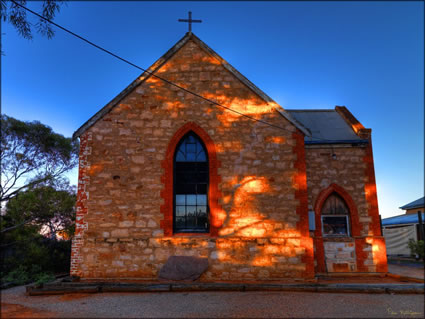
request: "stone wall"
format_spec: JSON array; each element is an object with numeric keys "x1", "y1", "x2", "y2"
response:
[
  {"x1": 323, "y1": 241, "x2": 356, "y2": 272},
  {"x1": 305, "y1": 144, "x2": 388, "y2": 273},
  {"x1": 70, "y1": 38, "x2": 314, "y2": 280}
]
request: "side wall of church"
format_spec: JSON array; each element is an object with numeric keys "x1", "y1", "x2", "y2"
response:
[
  {"x1": 305, "y1": 144, "x2": 388, "y2": 273},
  {"x1": 70, "y1": 39, "x2": 315, "y2": 280}
]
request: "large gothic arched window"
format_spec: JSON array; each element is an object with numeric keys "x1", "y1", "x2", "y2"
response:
[
  {"x1": 321, "y1": 193, "x2": 351, "y2": 236},
  {"x1": 174, "y1": 133, "x2": 209, "y2": 233}
]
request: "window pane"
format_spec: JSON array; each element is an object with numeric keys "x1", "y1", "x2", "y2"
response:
[
  {"x1": 196, "y1": 172, "x2": 208, "y2": 183},
  {"x1": 322, "y1": 216, "x2": 348, "y2": 236},
  {"x1": 197, "y1": 184, "x2": 207, "y2": 194},
  {"x1": 176, "y1": 151, "x2": 185, "y2": 162},
  {"x1": 197, "y1": 151, "x2": 206, "y2": 162},
  {"x1": 176, "y1": 216, "x2": 185, "y2": 228},
  {"x1": 186, "y1": 206, "x2": 197, "y2": 228},
  {"x1": 175, "y1": 184, "x2": 196, "y2": 194},
  {"x1": 196, "y1": 162, "x2": 208, "y2": 171},
  {"x1": 186, "y1": 152, "x2": 196, "y2": 162},
  {"x1": 176, "y1": 195, "x2": 185, "y2": 205},
  {"x1": 176, "y1": 206, "x2": 186, "y2": 217},
  {"x1": 197, "y1": 206, "x2": 207, "y2": 214},
  {"x1": 187, "y1": 195, "x2": 196, "y2": 205},
  {"x1": 186, "y1": 143, "x2": 196, "y2": 153},
  {"x1": 197, "y1": 195, "x2": 207, "y2": 205},
  {"x1": 196, "y1": 206, "x2": 208, "y2": 228}
]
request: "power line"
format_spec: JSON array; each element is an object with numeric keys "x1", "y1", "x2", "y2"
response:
[{"x1": 11, "y1": 0, "x2": 339, "y2": 142}]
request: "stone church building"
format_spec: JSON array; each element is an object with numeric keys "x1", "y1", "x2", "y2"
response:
[{"x1": 71, "y1": 32, "x2": 388, "y2": 280}]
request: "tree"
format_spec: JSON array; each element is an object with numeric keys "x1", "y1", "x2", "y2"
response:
[
  {"x1": 1, "y1": 0, "x2": 64, "y2": 40},
  {"x1": 0, "y1": 114, "x2": 79, "y2": 203},
  {"x1": 0, "y1": 180, "x2": 76, "y2": 284},
  {"x1": 1, "y1": 179, "x2": 76, "y2": 238}
]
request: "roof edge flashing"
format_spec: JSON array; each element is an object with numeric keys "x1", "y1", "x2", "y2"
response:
[{"x1": 335, "y1": 106, "x2": 371, "y2": 139}]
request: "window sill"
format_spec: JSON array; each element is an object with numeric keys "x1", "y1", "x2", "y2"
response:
[
  {"x1": 172, "y1": 232, "x2": 211, "y2": 237},
  {"x1": 323, "y1": 236, "x2": 353, "y2": 242}
]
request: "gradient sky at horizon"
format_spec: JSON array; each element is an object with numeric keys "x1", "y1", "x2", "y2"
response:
[{"x1": 2, "y1": 1, "x2": 423, "y2": 218}]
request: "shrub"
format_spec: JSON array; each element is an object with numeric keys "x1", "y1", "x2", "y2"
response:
[
  {"x1": 34, "y1": 272, "x2": 55, "y2": 286},
  {"x1": 1, "y1": 237, "x2": 71, "y2": 288},
  {"x1": 3, "y1": 265, "x2": 30, "y2": 286},
  {"x1": 408, "y1": 239, "x2": 425, "y2": 261}
]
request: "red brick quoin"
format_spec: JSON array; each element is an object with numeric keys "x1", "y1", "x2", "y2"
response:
[
  {"x1": 70, "y1": 132, "x2": 91, "y2": 276},
  {"x1": 292, "y1": 130, "x2": 315, "y2": 278},
  {"x1": 160, "y1": 122, "x2": 223, "y2": 237}
]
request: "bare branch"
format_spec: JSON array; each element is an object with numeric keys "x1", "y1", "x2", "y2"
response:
[{"x1": 0, "y1": 218, "x2": 32, "y2": 233}]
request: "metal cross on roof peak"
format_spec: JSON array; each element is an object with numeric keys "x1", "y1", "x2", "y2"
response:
[{"x1": 178, "y1": 11, "x2": 202, "y2": 33}]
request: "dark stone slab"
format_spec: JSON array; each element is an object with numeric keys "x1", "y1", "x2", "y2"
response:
[
  {"x1": 101, "y1": 284, "x2": 170, "y2": 292},
  {"x1": 159, "y1": 256, "x2": 208, "y2": 281},
  {"x1": 244, "y1": 284, "x2": 317, "y2": 292},
  {"x1": 316, "y1": 284, "x2": 385, "y2": 294},
  {"x1": 171, "y1": 283, "x2": 244, "y2": 292},
  {"x1": 386, "y1": 284, "x2": 425, "y2": 294}
]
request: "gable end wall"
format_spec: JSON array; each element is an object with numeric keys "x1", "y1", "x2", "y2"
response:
[{"x1": 70, "y1": 39, "x2": 314, "y2": 280}]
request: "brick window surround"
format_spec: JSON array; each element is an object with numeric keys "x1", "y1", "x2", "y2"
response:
[
  {"x1": 313, "y1": 183, "x2": 360, "y2": 273},
  {"x1": 160, "y1": 122, "x2": 223, "y2": 237},
  {"x1": 314, "y1": 183, "x2": 361, "y2": 238}
]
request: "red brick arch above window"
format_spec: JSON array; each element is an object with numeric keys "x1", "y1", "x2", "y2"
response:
[
  {"x1": 314, "y1": 183, "x2": 361, "y2": 237},
  {"x1": 160, "y1": 122, "x2": 223, "y2": 236}
]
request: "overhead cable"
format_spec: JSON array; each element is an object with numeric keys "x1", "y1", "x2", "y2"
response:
[{"x1": 11, "y1": 0, "x2": 344, "y2": 143}]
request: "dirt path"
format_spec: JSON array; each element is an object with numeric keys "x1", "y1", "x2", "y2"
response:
[{"x1": 1, "y1": 303, "x2": 58, "y2": 318}]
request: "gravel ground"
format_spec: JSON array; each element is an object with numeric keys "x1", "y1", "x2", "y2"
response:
[{"x1": 2, "y1": 285, "x2": 424, "y2": 318}]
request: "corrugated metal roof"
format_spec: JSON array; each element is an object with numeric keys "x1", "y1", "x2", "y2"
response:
[
  {"x1": 382, "y1": 213, "x2": 425, "y2": 226},
  {"x1": 400, "y1": 197, "x2": 424, "y2": 210},
  {"x1": 286, "y1": 109, "x2": 366, "y2": 143}
]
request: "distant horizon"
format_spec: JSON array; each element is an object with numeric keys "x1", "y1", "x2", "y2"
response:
[{"x1": 2, "y1": 1, "x2": 423, "y2": 218}]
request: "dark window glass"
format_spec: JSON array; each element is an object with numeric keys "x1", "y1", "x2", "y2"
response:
[
  {"x1": 322, "y1": 216, "x2": 349, "y2": 236},
  {"x1": 174, "y1": 133, "x2": 209, "y2": 233}
]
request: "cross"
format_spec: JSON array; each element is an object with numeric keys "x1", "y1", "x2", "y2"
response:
[{"x1": 178, "y1": 11, "x2": 202, "y2": 33}]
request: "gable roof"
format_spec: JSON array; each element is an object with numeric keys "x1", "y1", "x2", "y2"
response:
[
  {"x1": 286, "y1": 109, "x2": 369, "y2": 144},
  {"x1": 400, "y1": 197, "x2": 425, "y2": 210},
  {"x1": 73, "y1": 32, "x2": 309, "y2": 139}
]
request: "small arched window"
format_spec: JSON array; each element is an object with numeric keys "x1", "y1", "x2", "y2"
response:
[
  {"x1": 174, "y1": 133, "x2": 209, "y2": 233},
  {"x1": 321, "y1": 193, "x2": 350, "y2": 236}
]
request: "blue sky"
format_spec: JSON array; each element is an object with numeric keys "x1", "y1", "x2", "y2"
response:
[{"x1": 2, "y1": 1, "x2": 423, "y2": 218}]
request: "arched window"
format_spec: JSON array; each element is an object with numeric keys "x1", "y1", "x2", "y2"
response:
[
  {"x1": 174, "y1": 132, "x2": 209, "y2": 233},
  {"x1": 321, "y1": 193, "x2": 350, "y2": 236}
]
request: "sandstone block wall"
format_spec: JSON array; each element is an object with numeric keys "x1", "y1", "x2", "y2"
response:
[{"x1": 71, "y1": 39, "x2": 314, "y2": 280}]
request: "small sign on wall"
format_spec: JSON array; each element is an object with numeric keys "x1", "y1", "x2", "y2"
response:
[{"x1": 308, "y1": 211, "x2": 316, "y2": 231}]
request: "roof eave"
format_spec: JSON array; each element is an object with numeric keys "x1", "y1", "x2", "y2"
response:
[
  {"x1": 72, "y1": 32, "x2": 193, "y2": 139},
  {"x1": 188, "y1": 33, "x2": 311, "y2": 137},
  {"x1": 305, "y1": 139, "x2": 369, "y2": 145}
]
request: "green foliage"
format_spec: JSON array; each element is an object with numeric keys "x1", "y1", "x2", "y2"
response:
[
  {"x1": 1, "y1": 114, "x2": 79, "y2": 203},
  {"x1": 1, "y1": 0, "x2": 65, "y2": 40},
  {"x1": 0, "y1": 115, "x2": 77, "y2": 288},
  {"x1": 1, "y1": 235, "x2": 72, "y2": 287},
  {"x1": 3, "y1": 179, "x2": 76, "y2": 238},
  {"x1": 2, "y1": 264, "x2": 55, "y2": 287},
  {"x1": 34, "y1": 272, "x2": 55, "y2": 286},
  {"x1": 3, "y1": 265, "x2": 30, "y2": 285},
  {"x1": 1, "y1": 182, "x2": 75, "y2": 280},
  {"x1": 408, "y1": 239, "x2": 425, "y2": 261}
]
